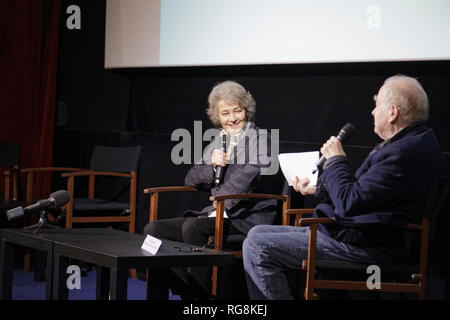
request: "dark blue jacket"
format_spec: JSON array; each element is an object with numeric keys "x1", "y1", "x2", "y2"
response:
[{"x1": 315, "y1": 122, "x2": 445, "y2": 247}]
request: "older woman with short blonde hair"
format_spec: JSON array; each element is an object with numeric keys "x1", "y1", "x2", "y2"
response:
[
  {"x1": 206, "y1": 80, "x2": 256, "y2": 128},
  {"x1": 143, "y1": 80, "x2": 276, "y2": 299}
]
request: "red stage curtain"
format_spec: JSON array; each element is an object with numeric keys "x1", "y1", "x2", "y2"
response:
[{"x1": 0, "y1": 0, "x2": 62, "y2": 198}]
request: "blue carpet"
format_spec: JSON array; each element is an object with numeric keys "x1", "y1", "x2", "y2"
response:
[{"x1": 11, "y1": 269, "x2": 181, "y2": 300}]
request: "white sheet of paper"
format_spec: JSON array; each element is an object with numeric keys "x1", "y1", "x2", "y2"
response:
[
  {"x1": 278, "y1": 151, "x2": 319, "y2": 186},
  {"x1": 141, "y1": 234, "x2": 162, "y2": 254}
]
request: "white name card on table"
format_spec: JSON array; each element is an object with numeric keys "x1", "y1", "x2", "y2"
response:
[{"x1": 141, "y1": 235, "x2": 162, "y2": 254}]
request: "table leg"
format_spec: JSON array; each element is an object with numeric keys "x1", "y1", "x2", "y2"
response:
[
  {"x1": 52, "y1": 253, "x2": 69, "y2": 300},
  {"x1": 147, "y1": 268, "x2": 170, "y2": 300},
  {"x1": 45, "y1": 249, "x2": 53, "y2": 300},
  {"x1": 109, "y1": 265, "x2": 128, "y2": 300},
  {"x1": 214, "y1": 265, "x2": 230, "y2": 299},
  {"x1": 96, "y1": 265, "x2": 110, "y2": 300},
  {"x1": 33, "y1": 249, "x2": 47, "y2": 282},
  {"x1": 0, "y1": 240, "x2": 15, "y2": 300}
]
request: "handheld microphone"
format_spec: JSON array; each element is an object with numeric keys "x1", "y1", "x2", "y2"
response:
[
  {"x1": 312, "y1": 123, "x2": 356, "y2": 174},
  {"x1": 6, "y1": 190, "x2": 71, "y2": 221},
  {"x1": 214, "y1": 133, "x2": 227, "y2": 185}
]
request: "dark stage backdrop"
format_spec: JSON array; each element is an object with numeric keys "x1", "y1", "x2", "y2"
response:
[
  {"x1": 56, "y1": 0, "x2": 130, "y2": 132},
  {"x1": 126, "y1": 72, "x2": 450, "y2": 151}
]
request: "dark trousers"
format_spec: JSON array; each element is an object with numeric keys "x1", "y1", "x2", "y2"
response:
[
  {"x1": 143, "y1": 217, "x2": 243, "y2": 299},
  {"x1": 143, "y1": 216, "x2": 242, "y2": 246}
]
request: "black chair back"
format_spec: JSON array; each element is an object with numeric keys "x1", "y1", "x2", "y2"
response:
[
  {"x1": 0, "y1": 142, "x2": 20, "y2": 167},
  {"x1": 0, "y1": 142, "x2": 21, "y2": 227},
  {"x1": 88, "y1": 145, "x2": 142, "y2": 203},
  {"x1": 89, "y1": 145, "x2": 142, "y2": 173}
]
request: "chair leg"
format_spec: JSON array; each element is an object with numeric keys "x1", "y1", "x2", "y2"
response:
[
  {"x1": 418, "y1": 279, "x2": 426, "y2": 300},
  {"x1": 129, "y1": 269, "x2": 137, "y2": 279},
  {"x1": 305, "y1": 224, "x2": 318, "y2": 300},
  {"x1": 24, "y1": 252, "x2": 31, "y2": 273},
  {"x1": 304, "y1": 290, "x2": 319, "y2": 300},
  {"x1": 23, "y1": 212, "x2": 33, "y2": 273},
  {"x1": 211, "y1": 266, "x2": 218, "y2": 297},
  {"x1": 145, "y1": 269, "x2": 149, "y2": 300}
]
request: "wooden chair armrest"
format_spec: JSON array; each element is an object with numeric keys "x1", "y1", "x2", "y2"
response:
[
  {"x1": 63, "y1": 171, "x2": 134, "y2": 202},
  {"x1": 403, "y1": 223, "x2": 422, "y2": 231},
  {"x1": 212, "y1": 194, "x2": 288, "y2": 251},
  {"x1": 299, "y1": 217, "x2": 334, "y2": 226},
  {"x1": 285, "y1": 208, "x2": 315, "y2": 216},
  {"x1": 300, "y1": 219, "x2": 422, "y2": 230},
  {"x1": 20, "y1": 167, "x2": 86, "y2": 203},
  {"x1": 145, "y1": 186, "x2": 198, "y2": 222},
  {"x1": 213, "y1": 193, "x2": 288, "y2": 201},
  {"x1": 285, "y1": 208, "x2": 315, "y2": 227},
  {"x1": 21, "y1": 167, "x2": 84, "y2": 174},
  {"x1": 3, "y1": 167, "x2": 19, "y2": 175},
  {"x1": 143, "y1": 186, "x2": 198, "y2": 194},
  {"x1": 62, "y1": 170, "x2": 132, "y2": 178},
  {"x1": 300, "y1": 218, "x2": 422, "y2": 230}
]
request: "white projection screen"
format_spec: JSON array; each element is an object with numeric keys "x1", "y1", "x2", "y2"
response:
[{"x1": 105, "y1": 0, "x2": 450, "y2": 68}]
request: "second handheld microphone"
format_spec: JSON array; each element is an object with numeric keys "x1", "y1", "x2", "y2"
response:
[
  {"x1": 214, "y1": 133, "x2": 227, "y2": 185},
  {"x1": 312, "y1": 123, "x2": 356, "y2": 174}
]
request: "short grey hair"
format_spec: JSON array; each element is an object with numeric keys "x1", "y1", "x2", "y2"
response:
[
  {"x1": 206, "y1": 81, "x2": 256, "y2": 127},
  {"x1": 381, "y1": 74, "x2": 429, "y2": 124}
]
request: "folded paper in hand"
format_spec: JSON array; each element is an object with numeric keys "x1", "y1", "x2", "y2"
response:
[{"x1": 278, "y1": 151, "x2": 319, "y2": 186}]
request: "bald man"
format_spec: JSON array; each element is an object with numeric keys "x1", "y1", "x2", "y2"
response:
[{"x1": 243, "y1": 75, "x2": 446, "y2": 300}]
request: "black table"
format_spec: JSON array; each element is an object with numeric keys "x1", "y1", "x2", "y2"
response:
[
  {"x1": 0, "y1": 228, "x2": 135, "y2": 300},
  {"x1": 52, "y1": 233, "x2": 235, "y2": 300}
]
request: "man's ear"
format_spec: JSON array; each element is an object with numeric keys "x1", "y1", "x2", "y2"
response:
[{"x1": 389, "y1": 105, "x2": 400, "y2": 123}]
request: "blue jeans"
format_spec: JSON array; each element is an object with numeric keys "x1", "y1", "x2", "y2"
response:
[{"x1": 243, "y1": 225, "x2": 398, "y2": 300}]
